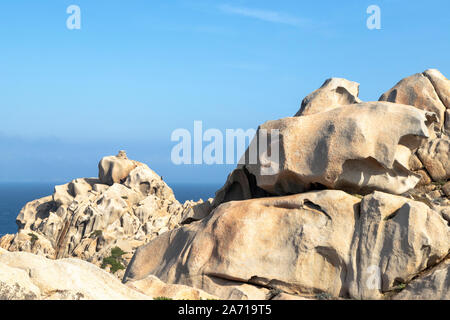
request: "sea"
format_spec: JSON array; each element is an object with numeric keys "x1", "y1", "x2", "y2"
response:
[{"x1": 0, "y1": 182, "x2": 221, "y2": 237}]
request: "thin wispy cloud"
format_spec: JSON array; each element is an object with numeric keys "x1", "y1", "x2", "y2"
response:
[{"x1": 218, "y1": 4, "x2": 309, "y2": 27}]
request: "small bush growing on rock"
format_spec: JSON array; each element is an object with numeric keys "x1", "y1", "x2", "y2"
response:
[
  {"x1": 28, "y1": 233, "x2": 38, "y2": 246},
  {"x1": 110, "y1": 246, "x2": 126, "y2": 257},
  {"x1": 393, "y1": 283, "x2": 407, "y2": 292},
  {"x1": 154, "y1": 296, "x2": 173, "y2": 300},
  {"x1": 101, "y1": 246, "x2": 126, "y2": 274}
]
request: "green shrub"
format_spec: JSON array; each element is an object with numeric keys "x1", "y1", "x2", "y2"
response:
[
  {"x1": 394, "y1": 283, "x2": 406, "y2": 291},
  {"x1": 153, "y1": 296, "x2": 173, "y2": 300},
  {"x1": 28, "y1": 233, "x2": 38, "y2": 246},
  {"x1": 110, "y1": 246, "x2": 126, "y2": 258},
  {"x1": 101, "y1": 246, "x2": 126, "y2": 274}
]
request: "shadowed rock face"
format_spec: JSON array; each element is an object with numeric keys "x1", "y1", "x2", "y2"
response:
[
  {"x1": 214, "y1": 102, "x2": 436, "y2": 208},
  {"x1": 393, "y1": 259, "x2": 450, "y2": 300}
]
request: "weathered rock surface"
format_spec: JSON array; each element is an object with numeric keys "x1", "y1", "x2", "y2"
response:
[
  {"x1": 378, "y1": 69, "x2": 450, "y2": 194},
  {"x1": 0, "y1": 250, "x2": 212, "y2": 300},
  {"x1": 423, "y1": 69, "x2": 450, "y2": 109},
  {"x1": 180, "y1": 198, "x2": 215, "y2": 224},
  {"x1": 417, "y1": 136, "x2": 450, "y2": 182},
  {"x1": 393, "y1": 257, "x2": 450, "y2": 300},
  {"x1": 295, "y1": 78, "x2": 361, "y2": 116},
  {"x1": 347, "y1": 192, "x2": 450, "y2": 300},
  {"x1": 0, "y1": 251, "x2": 149, "y2": 300},
  {"x1": 0, "y1": 151, "x2": 189, "y2": 278},
  {"x1": 124, "y1": 190, "x2": 450, "y2": 300},
  {"x1": 379, "y1": 70, "x2": 447, "y2": 130},
  {"x1": 125, "y1": 190, "x2": 360, "y2": 299},
  {"x1": 443, "y1": 182, "x2": 450, "y2": 198},
  {"x1": 445, "y1": 110, "x2": 450, "y2": 135},
  {"x1": 126, "y1": 275, "x2": 218, "y2": 300},
  {"x1": 214, "y1": 102, "x2": 436, "y2": 208},
  {"x1": 271, "y1": 293, "x2": 313, "y2": 300}
]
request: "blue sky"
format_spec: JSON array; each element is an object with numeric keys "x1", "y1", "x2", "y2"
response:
[{"x1": 0, "y1": 0, "x2": 449, "y2": 184}]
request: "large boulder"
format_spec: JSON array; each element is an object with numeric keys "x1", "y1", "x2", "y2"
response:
[
  {"x1": 379, "y1": 70, "x2": 447, "y2": 130},
  {"x1": 123, "y1": 190, "x2": 450, "y2": 300},
  {"x1": 214, "y1": 102, "x2": 436, "y2": 208},
  {"x1": 124, "y1": 190, "x2": 361, "y2": 299},
  {"x1": 295, "y1": 78, "x2": 361, "y2": 116}
]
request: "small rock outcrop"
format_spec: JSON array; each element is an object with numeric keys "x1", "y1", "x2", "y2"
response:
[
  {"x1": 379, "y1": 69, "x2": 447, "y2": 130},
  {"x1": 98, "y1": 150, "x2": 141, "y2": 185},
  {"x1": 295, "y1": 78, "x2": 361, "y2": 116}
]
